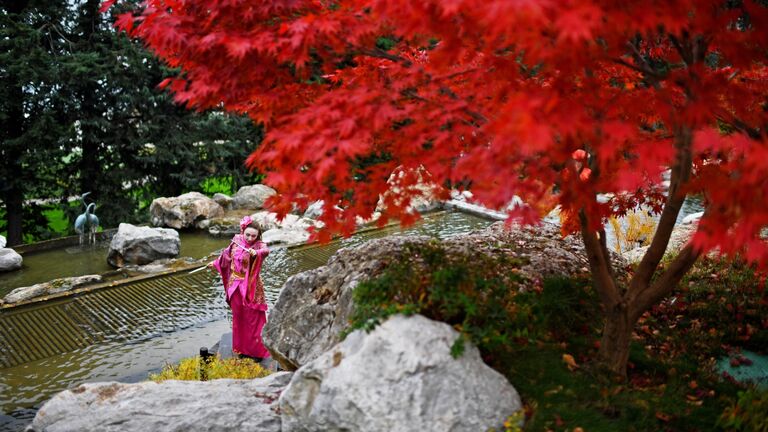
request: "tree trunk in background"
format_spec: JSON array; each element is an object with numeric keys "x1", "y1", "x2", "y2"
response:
[
  {"x1": 3, "y1": 188, "x2": 24, "y2": 246},
  {"x1": 3, "y1": 82, "x2": 26, "y2": 247},
  {"x1": 77, "y1": 0, "x2": 103, "y2": 204}
]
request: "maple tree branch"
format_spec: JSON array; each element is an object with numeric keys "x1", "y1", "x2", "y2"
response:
[
  {"x1": 631, "y1": 244, "x2": 700, "y2": 320},
  {"x1": 628, "y1": 126, "x2": 693, "y2": 301},
  {"x1": 580, "y1": 209, "x2": 622, "y2": 309},
  {"x1": 618, "y1": 38, "x2": 664, "y2": 89},
  {"x1": 715, "y1": 112, "x2": 764, "y2": 140},
  {"x1": 433, "y1": 68, "x2": 479, "y2": 82},
  {"x1": 626, "y1": 40, "x2": 654, "y2": 73},
  {"x1": 401, "y1": 89, "x2": 488, "y2": 126},
  {"x1": 611, "y1": 58, "x2": 663, "y2": 82},
  {"x1": 598, "y1": 225, "x2": 618, "y2": 281},
  {"x1": 357, "y1": 47, "x2": 412, "y2": 67}
]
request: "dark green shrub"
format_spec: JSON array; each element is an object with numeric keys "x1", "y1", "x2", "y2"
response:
[
  {"x1": 347, "y1": 240, "x2": 527, "y2": 360},
  {"x1": 718, "y1": 388, "x2": 768, "y2": 431}
]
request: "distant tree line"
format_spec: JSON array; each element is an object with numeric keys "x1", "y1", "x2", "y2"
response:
[{"x1": 0, "y1": 0, "x2": 261, "y2": 245}]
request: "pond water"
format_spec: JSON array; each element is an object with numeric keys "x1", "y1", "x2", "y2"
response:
[
  {"x1": 0, "y1": 211, "x2": 492, "y2": 432},
  {"x1": 0, "y1": 233, "x2": 232, "y2": 298}
]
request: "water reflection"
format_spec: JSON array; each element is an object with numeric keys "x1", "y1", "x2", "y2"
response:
[{"x1": 0, "y1": 319, "x2": 232, "y2": 432}]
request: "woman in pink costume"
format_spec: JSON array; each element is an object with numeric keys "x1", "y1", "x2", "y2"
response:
[{"x1": 212, "y1": 216, "x2": 271, "y2": 359}]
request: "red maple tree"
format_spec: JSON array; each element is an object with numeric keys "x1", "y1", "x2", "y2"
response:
[{"x1": 112, "y1": 0, "x2": 768, "y2": 376}]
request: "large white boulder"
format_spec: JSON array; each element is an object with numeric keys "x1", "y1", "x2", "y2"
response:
[
  {"x1": 107, "y1": 223, "x2": 180, "y2": 268},
  {"x1": 262, "y1": 228, "x2": 310, "y2": 246},
  {"x1": 0, "y1": 248, "x2": 22, "y2": 272},
  {"x1": 280, "y1": 314, "x2": 522, "y2": 432},
  {"x1": 28, "y1": 372, "x2": 292, "y2": 432},
  {"x1": 232, "y1": 185, "x2": 277, "y2": 210},
  {"x1": 149, "y1": 192, "x2": 224, "y2": 229},
  {"x1": 264, "y1": 235, "x2": 431, "y2": 370},
  {"x1": 2, "y1": 275, "x2": 101, "y2": 305},
  {"x1": 256, "y1": 213, "x2": 317, "y2": 246}
]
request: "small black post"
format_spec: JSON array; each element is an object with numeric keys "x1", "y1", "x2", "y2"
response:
[{"x1": 199, "y1": 347, "x2": 213, "y2": 381}]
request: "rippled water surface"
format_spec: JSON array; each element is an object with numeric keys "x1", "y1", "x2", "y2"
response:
[
  {"x1": 0, "y1": 232, "x2": 231, "y2": 298},
  {"x1": 0, "y1": 211, "x2": 491, "y2": 431}
]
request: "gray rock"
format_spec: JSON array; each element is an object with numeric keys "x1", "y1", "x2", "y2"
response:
[
  {"x1": 279, "y1": 314, "x2": 522, "y2": 432},
  {"x1": 682, "y1": 211, "x2": 704, "y2": 225},
  {"x1": 206, "y1": 216, "x2": 241, "y2": 236},
  {"x1": 212, "y1": 192, "x2": 234, "y2": 209},
  {"x1": 0, "y1": 234, "x2": 6, "y2": 248},
  {"x1": 303, "y1": 200, "x2": 325, "y2": 220},
  {"x1": 122, "y1": 257, "x2": 197, "y2": 274},
  {"x1": 232, "y1": 185, "x2": 276, "y2": 210},
  {"x1": 0, "y1": 248, "x2": 22, "y2": 272},
  {"x1": 409, "y1": 194, "x2": 441, "y2": 213},
  {"x1": 480, "y1": 221, "x2": 627, "y2": 282},
  {"x1": 149, "y1": 192, "x2": 224, "y2": 229},
  {"x1": 262, "y1": 228, "x2": 310, "y2": 246},
  {"x1": 2, "y1": 275, "x2": 102, "y2": 304},
  {"x1": 377, "y1": 168, "x2": 441, "y2": 215},
  {"x1": 28, "y1": 372, "x2": 292, "y2": 432},
  {"x1": 355, "y1": 211, "x2": 382, "y2": 227},
  {"x1": 250, "y1": 211, "x2": 281, "y2": 231},
  {"x1": 107, "y1": 223, "x2": 180, "y2": 268},
  {"x1": 264, "y1": 235, "x2": 431, "y2": 371}
]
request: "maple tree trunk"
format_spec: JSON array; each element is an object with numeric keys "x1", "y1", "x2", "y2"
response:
[
  {"x1": 582, "y1": 126, "x2": 700, "y2": 379},
  {"x1": 598, "y1": 303, "x2": 634, "y2": 376}
]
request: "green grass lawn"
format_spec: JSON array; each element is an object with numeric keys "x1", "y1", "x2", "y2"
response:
[{"x1": 43, "y1": 207, "x2": 70, "y2": 234}]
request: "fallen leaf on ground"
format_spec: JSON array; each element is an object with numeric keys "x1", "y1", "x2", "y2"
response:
[{"x1": 562, "y1": 353, "x2": 578, "y2": 370}]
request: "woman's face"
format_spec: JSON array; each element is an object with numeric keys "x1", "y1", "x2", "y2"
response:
[{"x1": 243, "y1": 226, "x2": 260, "y2": 244}]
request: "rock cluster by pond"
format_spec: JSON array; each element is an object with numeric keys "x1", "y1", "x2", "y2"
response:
[{"x1": 149, "y1": 183, "x2": 444, "y2": 247}]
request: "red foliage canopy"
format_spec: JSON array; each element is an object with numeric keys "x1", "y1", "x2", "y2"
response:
[{"x1": 115, "y1": 0, "x2": 768, "y2": 265}]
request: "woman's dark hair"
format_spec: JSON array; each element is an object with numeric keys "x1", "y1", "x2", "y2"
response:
[{"x1": 244, "y1": 221, "x2": 263, "y2": 241}]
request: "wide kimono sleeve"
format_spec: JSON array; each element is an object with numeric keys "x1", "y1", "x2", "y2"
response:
[
  {"x1": 212, "y1": 242, "x2": 234, "y2": 298},
  {"x1": 244, "y1": 241, "x2": 270, "y2": 310}
]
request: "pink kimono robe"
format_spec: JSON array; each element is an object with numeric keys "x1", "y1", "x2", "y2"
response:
[{"x1": 213, "y1": 234, "x2": 270, "y2": 359}]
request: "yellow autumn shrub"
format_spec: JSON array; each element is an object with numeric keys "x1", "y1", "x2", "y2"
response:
[{"x1": 149, "y1": 355, "x2": 271, "y2": 382}]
